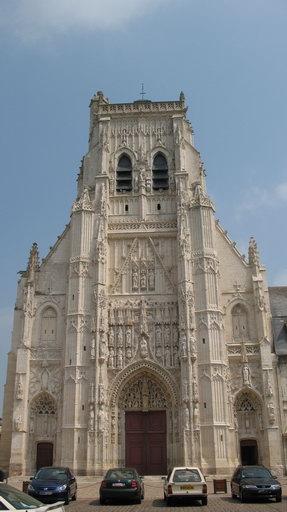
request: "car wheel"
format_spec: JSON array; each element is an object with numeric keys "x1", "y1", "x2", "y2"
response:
[
  {"x1": 231, "y1": 492, "x2": 236, "y2": 499},
  {"x1": 276, "y1": 495, "x2": 282, "y2": 503},
  {"x1": 201, "y1": 497, "x2": 208, "y2": 506},
  {"x1": 166, "y1": 497, "x2": 173, "y2": 506},
  {"x1": 99, "y1": 497, "x2": 106, "y2": 505},
  {"x1": 64, "y1": 491, "x2": 70, "y2": 505},
  {"x1": 71, "y1": 492, "x2": 77, "y2": 501},
  {"x1": 135, "y1": 496, "x2": 141, "y2": 504},
  {"x1": 240, "y1": 489, "x2": 246, "y2": 503}
]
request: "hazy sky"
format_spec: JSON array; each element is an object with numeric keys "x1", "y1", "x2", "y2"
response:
[{"x1": 1, "y1": 0, "x2": 287, "y2": 413}]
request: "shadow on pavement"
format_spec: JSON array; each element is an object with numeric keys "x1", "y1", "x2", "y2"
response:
[{"x1": 152, "y1": 498, "x2": 202, "y2": 507}]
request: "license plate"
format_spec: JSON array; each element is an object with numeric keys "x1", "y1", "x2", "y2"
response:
[
  {"x1": 180, "y1": 485, "x2": 194, "y2": 490},
  {"x1": 40, "y1": 491, "x2": 53, "y2": 495},
  {"x1": 112, "y1": 483, "x2": 125, "y2": 487}
]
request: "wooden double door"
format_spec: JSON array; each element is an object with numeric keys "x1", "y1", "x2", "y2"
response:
[{"x1": 125, "y1": 410, "x2": 167, "y2": 475}]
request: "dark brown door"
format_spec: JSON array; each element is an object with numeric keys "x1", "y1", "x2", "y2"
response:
[
  {"x1": 36, "y1": 442, "x2": 53, "y2": 470},
  {"x1": 125, "y1": 411, "x2": 166, "y2": 475},
  {"x1": 240, "y1": 439, "x2": 258, "y2": 465}
]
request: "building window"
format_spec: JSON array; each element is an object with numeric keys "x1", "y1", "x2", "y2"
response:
[
  {"x1": 232, "y1": 304, "x2": 249, "y2": 340},
  {"x1": 152, "y1": 153, "x2": 169, "y2": 190},
  {"x1": 116, "y1": 154, "x2": 132, "y2": 192},
  {"x1": 41, "y1": 307, "x2": 57, "y2": 342}
]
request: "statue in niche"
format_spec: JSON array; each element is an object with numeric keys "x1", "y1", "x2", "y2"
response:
[
  {"x1": 155, "y1": 345, "x2": 162, "y2": 360},
  {"x1": 267, "y1": 402, "x2": 276, "y2": 424},
  {"x1": 89, "y1": 406, "x2": 95, "y2": 431},
  {"x1": 132, "y1": 268, "x2": 139, "y2": 290},
  {"x1": 14, "y1": 416, "x2": 23, "y2": 432},
  {"x1": 16, "y1": 376, "x2": 24, "y2": 400},
  {"x1": 148, "y1": 268, "x2": 155, "y2": 290},
  {"x1": 117, "y1": 327, "x2": 123, "y2": 347},
  {"x1": 173, "y1": 345, "x2": 179, "y2": 367},
  {"x1": 165, "y1": 344, "x2": 172, "y2": 367},
  {"x1": 193, "y1": 402, "x2": 199, "y2": 429},
  {"x1": 155, "y1": 325, "x2": 162, "y2": 345},
  {"x1": 140, "y1": 270, "x2": 147, "y2": 290},
  {"x1": 182, "y1": 379, "x2": 189, "y2": 402},
  {"x1": 126, "y1": 327, "x2": 132, "y2": 347},
  {"x1": 140, "y1": 337, "x2": 148, "y2": 359},
  {"x1": 117, "y1": 347, "x2": 123, "y2": 369},
  {"x1": 179, "y1": 332, "x2": 188, "y2": 359},
  {"x1": 146, "y1": 177, "x2": 151, "y2": 192},
  {"x1": 264, "y1": 372, "x2": 273, "y2": 397},
  {"x1": 108, "y1": 329, "x2": 115, "y2": 347},
  {"x1": 90, "y1": 337, "x2": 96, "y2": 359},
  {"x1": 126, "y1": 347, "x2": 132, "y2": 360},
  {"x1": 183, "y1": 404, "x2": 190, "y2": 430},
  {"x1": 242, "y1": 364, "x2": 251, "y2": 386},
  {"x1": 108, "y1": 347, "x2": 115, "y2": 368},
  {"x1": 193, "y1": 376, "x2": 199, "y2": 402}
]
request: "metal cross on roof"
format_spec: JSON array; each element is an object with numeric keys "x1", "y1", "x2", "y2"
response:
[{"x1": 140, "y1": 83, "x2": 146, "y2": 100}]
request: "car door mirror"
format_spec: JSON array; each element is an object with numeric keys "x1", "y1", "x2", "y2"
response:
[
  {"x1": 270, "y1": 471, "x2": 277, "y2": 478},
  {"x1": 161, "y1": 476, "x2": 167, "y2": 481},
  {"x1": 30, "y1": 477, "x2": 34, "y2": 480}
]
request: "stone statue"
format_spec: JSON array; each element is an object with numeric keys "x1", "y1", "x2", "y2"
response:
[
  {"x1": 179, "y1": 333, "x2": 188, "y2": 359},
  {"x1": 98, "y1": 405, "x2": 106, "y2": 433},
  {"x1": 16, "y1": 377, "x2": 24, "y2": 400},
  {"x1": 108, "y1": 329, "x2": 115, "y2": 347},
  {"x1": 140, "y1": 336, "x2": 148, "y2": 359},
  {"x1": 242, "y1": 364, "x2": 251, "y2": 386},
  {"x1": 132, "y1": 269, "x2": 139, "y2": 290},
  {"x1": 90, "y1": 337, "x2": 96, "y2": 359},
  {"x1": 108, "y1": 347, "x2": 115, "y2": 368},
  {"x1": 117, "y1": 347, "x2": 123, "y2": 369},
  {"x1": 193, "y1": 402, "x2": 199, "y2": 428},
  {"x1": 183, "y1": 405, "x2": 190, "y2": 430},
  {"x1": 117, "y1": 327, "x2": 123, "y2": 347},
  {"x1": 125, "y1": 328, "x2": 132, "y2": 347},
  {"x1": 267, "y1": 402, "x2": 276, "y2": 424}
]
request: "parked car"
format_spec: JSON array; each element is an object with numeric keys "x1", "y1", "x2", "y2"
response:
[
  {"x1": 163, "y1": 467, "x2": 208, "y2": 506},
  {"x1": 27, "y1": 467, "x2": 77, "y2": 504},
  {"x1": 99, "y1": 467, "x2": 144, "y2": 504},
  {"x1": 230, "y1": 465, "x2": 282, "y2": 502},
  {"x1": 0, "y1": 482, "x2": 64, "y2": 512}
]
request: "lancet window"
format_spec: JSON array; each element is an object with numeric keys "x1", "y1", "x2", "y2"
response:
[
  {"x1": 116, "y1": 154, "x2": 132, "y2": 192},
  {"x1": 232, "y1": 304, "x2": 248, "y2": 340},
  {"x1": 152, "y1": 153, "x2": 169, "y2": 190},
  {"x1": 41, "y1": 307, "x2": 57, "y2": 342}
]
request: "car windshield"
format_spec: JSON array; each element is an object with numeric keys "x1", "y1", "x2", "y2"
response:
[
  {"x1": 242, "y1": 468, "x2": 271, "y2": 479},
  {"x1": 173, "y1": 469, "x2": 202, "y2": 483},
  {"x1": 35, "y1": 468, "x2": 67, "y2": 481},
  {"x1": 0, "y1": 484, "x2": 43, "y2": 509},
  {"x1": 106, "y1": 469, "x2": 136, "y2": 480}
]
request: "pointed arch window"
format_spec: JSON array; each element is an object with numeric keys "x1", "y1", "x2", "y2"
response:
[
  {"x1": 152, "y1": 153, "x2": 169, "y2": 190},
  {"x1": 116, "y1": 154, "x2": 132, "y2": 192},
  {"x1": 41, "y1": 307, "x2": 57, "y2": 342},
  {"x1": 232, "y1": 304, "x2": 249, "y2": 340}
]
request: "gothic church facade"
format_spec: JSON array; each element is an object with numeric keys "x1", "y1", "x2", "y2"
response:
[{"x1": 1, "y1": 92, "x2": 286, "y2": 476}]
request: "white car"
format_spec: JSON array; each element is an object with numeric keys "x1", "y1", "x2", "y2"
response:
[
  {"x1": 0, "y1": 483, "x2": 64, "y2": 512},
  {"x1": 163, "y1": 467, "x2": 208, "y2": 506}
]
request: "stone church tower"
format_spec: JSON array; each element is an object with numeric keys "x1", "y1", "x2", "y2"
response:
[{"x1": 0, "y1": 92, "x2": 284, "y2": 475}]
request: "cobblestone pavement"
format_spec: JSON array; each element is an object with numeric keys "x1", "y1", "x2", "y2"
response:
[
  {"x1": 8, "y1": 476, "x2": 287, "y2": 512},
  {"x1": 69, "y1": 477, "x2": 286, "y2": 512}
]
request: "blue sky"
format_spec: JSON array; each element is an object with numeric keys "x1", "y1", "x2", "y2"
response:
[{"x1": 1, "y1": 0, "x2": 287, "y2": 413}]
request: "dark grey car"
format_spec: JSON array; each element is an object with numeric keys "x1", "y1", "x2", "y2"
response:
[{"x1": 231, "y1": 465, "x2": 282, "y2": 502}]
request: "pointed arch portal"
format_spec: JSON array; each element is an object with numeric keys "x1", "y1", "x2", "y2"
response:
[{"x1": 110, "y1": 362, "x2": 178, "y2": 474}]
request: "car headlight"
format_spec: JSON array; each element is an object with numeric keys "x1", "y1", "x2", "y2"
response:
[
  {"x1": 270, "y1": 484, "x2": 281, "y2": 489},
  {"x1": 27, "y1": 484, "x2": 35, "y2": 491},
  {"x1": 242, "y1": 485, "x2": 257, "y2": 489},
  {"x1": 57, "y1": 484, "x2": 67, "y2": 491}
]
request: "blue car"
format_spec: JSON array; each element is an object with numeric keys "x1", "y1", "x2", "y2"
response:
[{"x1": 28, "y1": 467, "x2": 77, "y2": 504}]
